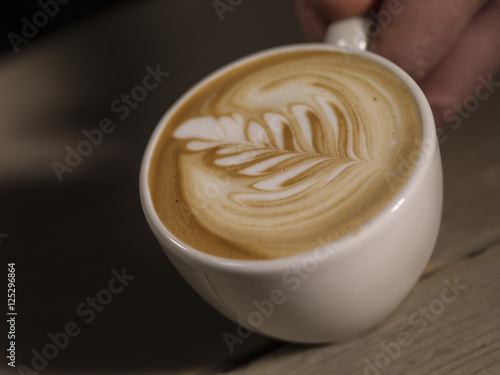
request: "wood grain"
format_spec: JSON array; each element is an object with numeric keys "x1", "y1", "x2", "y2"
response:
[
  {"x1": 223, "y1": 243, "x2": 500, "y2": 375},
  {"x1": 2, "y1": 1, "x2": 499, "y2": 374},
  {"x1": 222, "y1": 87, "x2": 500, "y2": 373},
  {"x1": 1, "y1": 1, "x2": 300, "y2": 373},
  {"x1": 426, "y1": 79, "x2": 500, "y2": 273}
]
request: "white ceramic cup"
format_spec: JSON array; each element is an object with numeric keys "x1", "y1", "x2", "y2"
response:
[{"x1": 140, "y1": 18, "x2": 443, "y2": 343}]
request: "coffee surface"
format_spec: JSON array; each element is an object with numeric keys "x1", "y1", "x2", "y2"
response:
[{"x1": 149, "y1": 49, "x2": 421, "y2": 260}]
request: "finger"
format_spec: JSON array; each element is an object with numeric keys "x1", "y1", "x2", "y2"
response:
[
  {"x1": 370, "y1": 0, "x2": 490, "y2": 82},
  {"x1": 417, "y1": 0, "x2": 500, "y2": 127},
  {"x1": 295, "y1": 0, "x2": 376, "y2": 42},
  {"x1": 305, "y1": 0, "x2": 377, "y2": 18},
  {"x1": 295, "y1": 0, "x2": 328, "y2": 42}
]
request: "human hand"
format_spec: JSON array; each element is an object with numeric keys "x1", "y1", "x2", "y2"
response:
[{"x1": 295, "y1": 0, "x2": 500, "y2": 127}]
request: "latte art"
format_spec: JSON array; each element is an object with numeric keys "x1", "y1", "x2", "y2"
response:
[{"x1": 149, "y1": 50, "x2": 421, "y2": 259}]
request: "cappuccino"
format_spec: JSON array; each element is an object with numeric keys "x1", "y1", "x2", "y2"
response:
[{"x1": 148, "y1": 49, "x2": 421, "y2": 260}]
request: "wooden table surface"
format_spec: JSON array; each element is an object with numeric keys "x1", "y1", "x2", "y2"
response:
[{"x1": 1, "y1": 1, "x2": 499, "y2": 374}]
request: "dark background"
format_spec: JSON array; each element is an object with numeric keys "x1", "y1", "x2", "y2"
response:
[
  {"x1": 1, "y1": 1, "x2": 302, "y2": 373},
  {"x1": 0, "y1": 1, "x2": 127, "y2": 53}
]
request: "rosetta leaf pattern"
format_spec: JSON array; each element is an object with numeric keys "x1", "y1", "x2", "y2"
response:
[{"x1": 173, "y1": 98, "x2": 375, "y2": 193}]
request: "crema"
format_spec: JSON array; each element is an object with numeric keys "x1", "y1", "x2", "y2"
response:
[{"x1": 149, "y1": 49, "x2": 421, "y2": 259}]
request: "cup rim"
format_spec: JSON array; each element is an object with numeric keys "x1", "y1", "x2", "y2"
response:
[{"x1": 139, "y1": 43, "x2": 437, "y2": 272}]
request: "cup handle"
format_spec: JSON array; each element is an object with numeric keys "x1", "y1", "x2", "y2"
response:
[{"x1": 323, "y1": 16, "x2": 370, "y2": 52}]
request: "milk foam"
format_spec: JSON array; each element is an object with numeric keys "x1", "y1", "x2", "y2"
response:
[{"x1": 149, "y1": 50, "x2": 421, "y2": 259}]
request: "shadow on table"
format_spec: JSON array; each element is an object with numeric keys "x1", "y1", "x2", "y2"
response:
[
  {"x1": 4, "y1": 177, "x2": 279, "y2": 373},
  {"x1": 0, "y1": 0, "x2": 303, "y2": 372}
]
